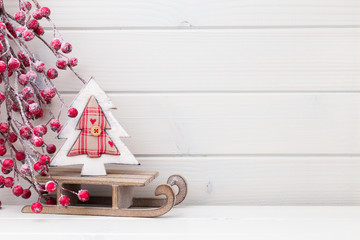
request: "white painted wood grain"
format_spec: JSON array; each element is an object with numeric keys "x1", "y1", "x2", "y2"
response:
[
  {"x1": 56, "y1": 93, "x2": 360, "y2": 155},
  {"x1": 5, "y1": 0, "x2": 360, "y2": 28},
  {"x1": 27, "y1": 28, "x2": 360, "y2": 92},
  {"x1": 3, "y1": 156, "x2": 360, "y2": 206}
]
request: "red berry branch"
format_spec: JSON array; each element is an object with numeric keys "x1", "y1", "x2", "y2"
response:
[{"x1": 0, "y1": 0, "x2": 89, "y2": 213}]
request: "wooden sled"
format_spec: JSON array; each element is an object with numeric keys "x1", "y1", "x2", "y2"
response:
[{"x1": 22, "y1": 168, "x2": 187, "y2": 217}]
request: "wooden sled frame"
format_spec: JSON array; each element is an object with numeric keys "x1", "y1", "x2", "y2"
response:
[{"x1": 22, "y1": 168, "x2": 187, "y2": 217}]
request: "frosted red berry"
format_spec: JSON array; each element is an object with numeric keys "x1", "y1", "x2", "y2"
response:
[
  {"x1": 34, "y1": 161, "x2": 43, "y2": 172},
  {"x1": 50, "y1": 38, "x2": 61, "y2": 51},
  {"x1": 78, "y1": 190, "x2": 90, "y2": 202},
  {"x1": 11, "y1": 103, "x2": 18, "y2": 112},
  {"x1": 2, "y1": 159, "x2": 14, "y2": 170},
  {"x1": 39, "y1": 155, "x2": 50, "y2": 165},
  {"x1": 26, "y1": 71, "x2": 37, "y2": 82},
  {"x1": 34, "y1": 125, "x2": 47, "y2": 137},
  {"x1": 15, "y1": 26, "x2": 26, "y2": 37},
  {"x1": 1, "y1": 167, "x2": 11, "y2": 174},
  {"x1": 31, "y1": 136, "x2": 44, "y2": 147},
  {"x1": 27, "y1": 19, "x2": 39, "y2": 30},
  {"x1": 19, "y1": 125, "x2": 32, "y2": 139},
  {"x1": 22, "y1": 189, "x2": 31, "y2": 199},
  {"x1": 0, "y1": 122, "x2": 8, "y2": 133},
  {"x1": 18, "y1": 74, "x2": 28, "y2": 85},
  {"x1": 0, "y1": 176, "x2": 4, "y2": 188},
  {"x1": 8, "y1": 132, "x2": 18, "y2": 143},
  {"x1": 31, "y1": 202, "x2": 43, "y2": 213},
  {"x1": 4, "y1": 177, "x2": 14, "y2": 188},
  {"x1": 61, "y1": 42, "x2": 72, "y2": 54},
  {"x1": 20, "y1": 1, "x2": 32, "y2": 11},
  {"x1": 45, "y1": 181, "x2": 57, "y2": 193},
  {"x1": 32, "y1": 9, "x2": 42, "y2": 20},
  {"x1": 0, "y1": 42, "x2": 3, "y2": 52},
  {"x1": 69, "y1": 57, "x2": 78, "y2": 67},
  {"x1": 68, "y1": 108, "x2": 78, "y2": 118},
  {"x1": 34, "y1": 61, "x2": 45, "y2": 73},
  {"x1": 18, "y1": 51, "x2": 27, "y2": 61},
  {"x1": 16, "y1": 151, "x2": 26, "y2": 161},
  {"x1": 46, "y1": 144, "x2": 56, "y2": 154},
  {"x1": 13, "y1": 185, "x2": 24, "y2": 196},
  {"x1": 40, "y1": 7, "x2": 51, "y2": 18},
  {"x1": 56, "y1": 59, "x2": 67, "y2": 70},
  {"x1": 8, "y1": 58, "x2": 20, "y2": 70},
  {"x1": 0, "y1": 61, "x2": 6, "y2": 72},
  {"x1": 20, "y1": 164, "x2": 30, "y2": 175},
  {"x1": 29, "y1": 102, "x2": 41, "y2": 115},
  {"x1": 50, "y1": 119, "x2": 61, "y2": 131},
  {"x1": 0, "y1": 145, "x2": 7, "y2": 156},
  {"x1": 35, "y1": 26, "x2": 44, "y2": 35},
  {"x1": 22, "y1": 30, "x2": 34, "y2": 41},
  {"x1": 59, "y1": 195, "x2": 70, "y2": 207},
  {"x1": 46, "y1": 68, "x2": 58, "y2": 79},
  {"x1": 14, "y1": 11, "x2": 25, "y2": 24}
]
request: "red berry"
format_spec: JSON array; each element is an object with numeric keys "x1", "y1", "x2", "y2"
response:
[
  {"x1": 14, "y1": 11, "x2": 25, "y2": 24},
  {"x1": 46, "y1": 197, "x2": 57, "y2": 205},
  {"x1": 35, "y1": 26, "x2": 44, "y2": 35},
  {"x1": 59, "y1": 195, "x2": 70, "y2": 207},
  {"x1": 18, "y1": 51, "x2": 27, "y2": 61},
  {"x1": 27, "y1": 19, "x2": 39, "y2": 30},
  {"x1": 61, "y1": 42, "x2": 72, "y2": 54},
  {"x1": 22, "y1": 87, "x2": 34, "y2": 100},
  {"x1": 78, "y1": 190, "x2": 90, "y2": 202},
  {"x1": 16, "y1": 151, "x2": 26, "y2": 161},
  {"x1": 19, "y1": 125, "x2": 32, "y2": 139},
  {"x1": 56, "y1": 59, "x2": 67, "y2": 70},
  {"x1": 68, "y1": 108, "x2": 78, "y2": 118},
  {"x1": 45, "y1": 181, "x2": 57, "y2": 193},
  {"x1": 33, "y1": 108, "x2": 44, "y2": 119},
  {"x1": 50, "y1": 38, "x2": 61, "y2": 51},
  {"x1": 0, "y1": 138, "x2": 4, "y2": 145},
  {"x1": 31, "y1": 136, "x2": 44, "y2": 147},
  {"x1": 1, "y1": 167, "x2": 11, "y2": 174},
  {"x1": 0, "y1": 22, "x2": 5, "y2": 31},
  {"x1": 31, "y1": 202, "x2": 43, "y2": 213},
  {"x1": 39, "y1": 154, "x2": 50, "y2": 165},
  {"x1": 8, "y1": 132, "x2": 18, "y2": 143},
  {"x1": 22, "y1": 30, "x2": 34, "y2": 41},
  {"x1": 34, "y1": 125, "x2": 47, "y2": 137},
  {"x1": 40, "y1": 7, "x2": 51, "y2": 18},
  {"x1": 33, "y1": 161, "x2": 43, "y2": 172},
  {"x1": 50, "y1": 119, "x2": 61, "y2": 131},
  {"x1": 0, "y1": 122, "x2": 8, "y2": 133},
  {"x1": 8, "y1": 58, "x2": 20, "y2": 70},
  {"x1": 32, "y1": 9, "x2": 42, "y2": 20},
  {"x1": 13, "y1": 185, "x2": 24, "y2": 196},
  {"x1": 20, "y1": 164, "x2": 30, "y2": 175},
  {"x1": 0, "y1": 176, "x2": 4, "y2": 187},
  {"x1": 2, "y1": 159, "x2": 13, "y2": 170},
  {"x1": 26, "y1": 71, "x2": 37, "y2": 82},
  {"x1": 29, "y1": 102, "x2": 41, "y2": 115},
  {"x1": 4, "y1": 177, "x2": 14, "y2": 188},
  {"x1": 0, "y1": 42, "x2": 3, "y2": 52},
  {"x1": 22, "y1": 189, "x2": 31, "y2": 199},
  {"x1": 46, "y1": 144, "x2": 56, "y2": 154},
  {"x1": 20, "y1": 1, "x2": 32, "y2": 11},
  {"x1": 18, "y1": 74, "x2": 28, "y2": 85},
  {"x1": 0, "y1": 145, "x2": 7, "y2": 156},
  {"x1": 46, "y1": 68, "x2": 58, "y2": 79},
  {"x1": 69, "y1": 57, "x2": 78, "y2": 67},
  {"x1": 43, "y1": 88, "x2": 56, "y2": 99},
  {"x1": 0, "y1": 61, "x2": 6, "y2": 72},
  {"x1": 0, "y1": 92, "x2": 4, "y2": 104},
  {"x1": 12, "y1": 103, "x2": 19, "y2": 113},
  {"x1": 34, "y1": 61, "x2": 45, "y2": 73}
]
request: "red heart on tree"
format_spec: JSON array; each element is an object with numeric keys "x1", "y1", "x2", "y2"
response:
[
  {"x1": 108, "y1": 141, "x2": 114, "y2": 147},
  {"x1": 90, "y1": 119, "x2": 96, "y2": 124}
]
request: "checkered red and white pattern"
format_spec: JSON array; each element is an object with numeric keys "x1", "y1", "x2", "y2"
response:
[{"x1": 67, "y1": 96, "x2": 120, "y2": 158}]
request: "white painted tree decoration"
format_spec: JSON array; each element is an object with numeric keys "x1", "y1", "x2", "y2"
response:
[{"x1": 50, "y1": 77, "x2": 139, "y2": 175}]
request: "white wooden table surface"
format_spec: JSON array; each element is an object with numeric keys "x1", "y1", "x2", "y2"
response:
[{"x1": 1, "y1": 205, "x2": 360, "y2": 239}]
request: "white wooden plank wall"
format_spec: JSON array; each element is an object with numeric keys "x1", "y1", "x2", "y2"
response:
[{"x1": 2, "y1": 0, "x2": 360, "y2": 206}]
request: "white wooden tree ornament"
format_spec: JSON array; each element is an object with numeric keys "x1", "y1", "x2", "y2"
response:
[{"x1": 50, "y1": 77, "x2": 139, "y2": 175}]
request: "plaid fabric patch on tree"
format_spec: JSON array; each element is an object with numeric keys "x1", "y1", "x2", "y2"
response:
[{"x1": 68, "y1": 96, "x2": 120, "y2": 158}]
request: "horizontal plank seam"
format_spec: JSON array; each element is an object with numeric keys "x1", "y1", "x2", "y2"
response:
[{"x1": 45, "y1": 25, "x2": 360, "y2": 31}]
